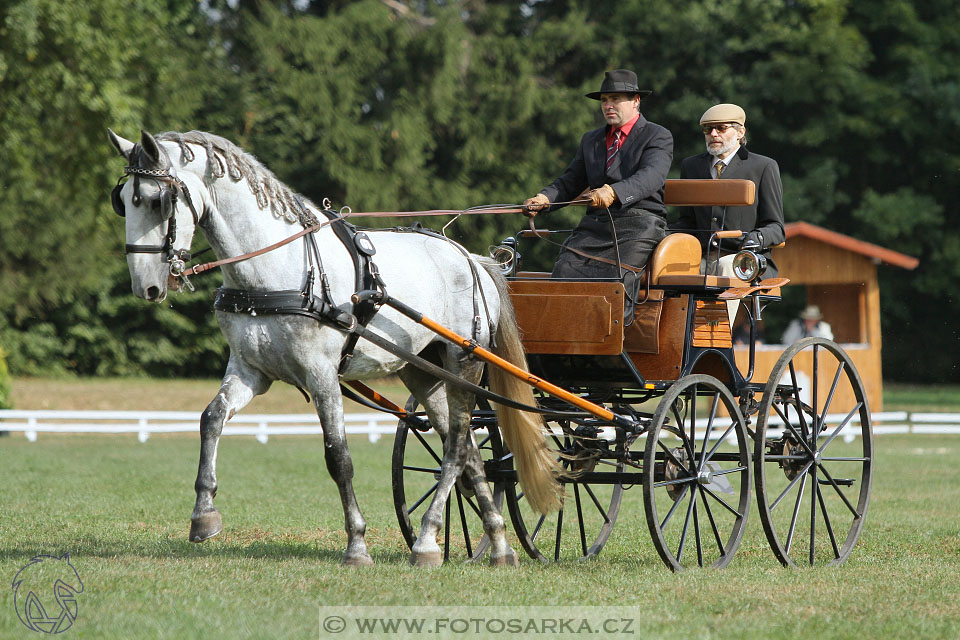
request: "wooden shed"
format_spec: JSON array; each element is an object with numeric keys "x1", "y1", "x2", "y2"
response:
[{"x1": 733, "y1": 221, "x2": 919, "y2": 411}]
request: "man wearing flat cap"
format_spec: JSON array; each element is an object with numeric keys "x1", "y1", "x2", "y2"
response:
[
  {"x1": 676, "y1": 103, "x2": 785, "y2": 278},
  {"x1": 524, "y1": 69, "x2": 673, "y2": 279}
]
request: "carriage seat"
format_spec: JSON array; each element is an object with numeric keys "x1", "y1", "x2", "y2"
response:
[{"x1": 509, "y1": 179, "x2": 759, "y2": 356}]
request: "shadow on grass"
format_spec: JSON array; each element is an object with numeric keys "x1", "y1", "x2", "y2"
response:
[{"x1": 0, "y1": 538, "x2": 415, "y2": 564}]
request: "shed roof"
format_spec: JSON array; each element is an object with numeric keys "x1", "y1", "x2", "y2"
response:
[{"x1": 784, "y1": 221, "x2": 919, "y2": 270}]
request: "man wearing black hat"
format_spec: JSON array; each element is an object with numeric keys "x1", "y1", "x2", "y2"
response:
[{"x1": 523, "y1": 69, "x2": 673, "y2": 279}]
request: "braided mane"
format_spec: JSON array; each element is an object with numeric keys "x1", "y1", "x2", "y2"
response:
[{"x1": 156, "y1": 130, "x2": 315, "y2": 225}]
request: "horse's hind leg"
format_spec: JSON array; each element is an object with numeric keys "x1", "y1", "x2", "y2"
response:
[
  {"x1": 190, "y1": 362, "x2": 270, "y2": 542},
  {"x1": 404, "y1": 356, "x2": 517, "y2": 567}
]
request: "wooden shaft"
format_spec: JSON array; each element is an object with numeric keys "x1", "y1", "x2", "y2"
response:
[
  {"x1": 415, "y1": 316, "x2": 617, "y2": 422},
  {"x1": 344, "y1": 380, "x2": 407, "y2": 415},
  {"x1": 715, "y1": 230, "x2": 744, "y2": 239}
]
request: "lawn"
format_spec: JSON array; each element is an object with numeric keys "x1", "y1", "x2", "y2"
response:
[{"x1": 2, "y1": 429, "x2": 959, "y2": 639}]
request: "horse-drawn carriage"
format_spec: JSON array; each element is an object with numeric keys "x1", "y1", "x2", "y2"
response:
[
  {"x1": 391, "y1": 178, "x2": 873, "y2": 570},
  {"x1": 110, "y1": 130, "x2": 872, "y2": 571}
]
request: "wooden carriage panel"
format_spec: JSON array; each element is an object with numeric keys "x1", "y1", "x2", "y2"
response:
[
  {"x1": 628, "y1": 295, "x2": 689, "y2": 380},
  {"x1": 692, "y1": 300, "x2": 733, "y2": 348},
  {"x1": 509, "y1": 280, "x2": 625, "y2": 355}
]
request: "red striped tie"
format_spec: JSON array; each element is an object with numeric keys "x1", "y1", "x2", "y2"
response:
[{"x1": 605, "y1": 130, "x2": 622, "y2": 171}]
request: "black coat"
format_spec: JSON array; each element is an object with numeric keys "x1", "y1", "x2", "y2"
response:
[
  {"x1": 676, "y1": 146, "x2": 785, "y2": 275},
  {"x1": 541, "y1": 115, "x2": 673, "y2": 215}
]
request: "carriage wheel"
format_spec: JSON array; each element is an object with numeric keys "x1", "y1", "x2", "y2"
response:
[
  {"x1": 755, "y1": 337, "x2": 873, "y2": 566},
  {"x1": 642, "y1": 374, "x2": 752, "y2": 571},
  {"x1": 392, "y1": 395, "x2": 502, "y2": 561},
  {"x1": 494, "y1": 417, "x2": 624, "y2": 563}
]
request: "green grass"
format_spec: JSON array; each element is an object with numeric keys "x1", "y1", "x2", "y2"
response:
[
  {"x1": 882, "y1": 383, "x2": 960, "y2": 412},
  {"x1": 2, "y1": 433, "x2": 959, "y2": 639}
]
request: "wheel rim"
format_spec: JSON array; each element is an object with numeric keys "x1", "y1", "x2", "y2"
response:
[
  {"x1": 392, "y1": 395, "x2": 502, "y2": 561},
  {"x1": 497, "y1": 419, "x2": 623, "y2": 563},
  {"x1": 755, "y1": 338, "x2": 874, "y2": 566},
  {"x1": 643, "y1": 374, "x2": 752, "y2": 571}
]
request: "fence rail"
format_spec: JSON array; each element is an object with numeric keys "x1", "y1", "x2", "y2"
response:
[{"x1": 2, "y1": 409, "x2": 960, "y2": 444}]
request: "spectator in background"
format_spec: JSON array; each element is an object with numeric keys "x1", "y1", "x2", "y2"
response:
[{"x1": 781, "y1": 305, "x2": 833, "y2": 344}]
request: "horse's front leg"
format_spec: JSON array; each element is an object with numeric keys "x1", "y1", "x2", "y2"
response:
[
  {"x1": 313, "y1": 369, "x2": 374, "y2": 567},
  {"x1": 190, "y1": 362, "x2": 270, "y2": 542}
]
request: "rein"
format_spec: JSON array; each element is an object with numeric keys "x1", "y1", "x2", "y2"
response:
[{"x1": 178, "y1": 201, "x2": 587, "y2": 279}]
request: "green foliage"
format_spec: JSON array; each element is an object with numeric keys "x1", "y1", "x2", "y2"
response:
[
  {"x1": 0, "y1": 0, "x2": 958, "y2": 382},
  {"x1": 0, "y1": 343, "x2": 10, "y2": 408}
]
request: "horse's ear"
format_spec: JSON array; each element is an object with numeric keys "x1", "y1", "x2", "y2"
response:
[
  {"x1": 140, "y1": 129, "x2": 163, "y2": 166},
  {"x1": 108, "y1": 129, "x2": 135, "y2": 160}
]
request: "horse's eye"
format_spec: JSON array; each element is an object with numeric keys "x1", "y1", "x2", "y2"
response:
[{"x1": 150, "y1": 197, "x2": 162, "y2": 210}]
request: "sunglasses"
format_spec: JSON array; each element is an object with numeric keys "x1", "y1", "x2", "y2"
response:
[{"x1": 702, "y1": 123, "x2": 738, "y2": 134}]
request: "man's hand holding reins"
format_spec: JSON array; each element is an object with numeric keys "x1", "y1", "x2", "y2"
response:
[
  {"x1": 523, "y1": 193, "x2": 550, "y2": 217},
  {"x1": 586, "y1": 184, "x2": 617, "y2": 209}
]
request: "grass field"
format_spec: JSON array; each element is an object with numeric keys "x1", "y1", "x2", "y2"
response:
[{"x1": 3, "y1": 381, "x2": 960, "y2": 638}]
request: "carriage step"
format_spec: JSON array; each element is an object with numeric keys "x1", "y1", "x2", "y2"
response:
[{"x1": 819, "y1": 478, "x2": 855, "y2": 486}]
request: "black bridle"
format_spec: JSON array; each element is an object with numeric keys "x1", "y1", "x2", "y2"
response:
[{"x1": 112, "y1": 162, "x2": 204, "y2": 286}]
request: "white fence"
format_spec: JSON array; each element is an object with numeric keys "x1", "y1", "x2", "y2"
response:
[
  {"x1": 1, "y1": 409, "x2": 960, "y2": 444},
  {"x1": 0, "y1": 410, "x2": 397, "y2": 444}
]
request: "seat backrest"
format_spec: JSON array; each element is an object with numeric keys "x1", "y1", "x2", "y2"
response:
[
  {"x1": 648, "y1": 233, "x2": 701, "y2": 283},
  {"x1": 664, "y1": 179, "x2": 755, "y2": 207}
]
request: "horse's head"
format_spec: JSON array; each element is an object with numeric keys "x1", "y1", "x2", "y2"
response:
[{"x1": 108, "y1": 129, "x2": 203, "y2": 302}]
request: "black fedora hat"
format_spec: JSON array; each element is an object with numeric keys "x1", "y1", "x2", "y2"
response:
[{"x1": 585, "y1": 69, "x2": 652, "y2": 100}]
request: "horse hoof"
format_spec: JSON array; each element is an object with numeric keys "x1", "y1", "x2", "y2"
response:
[
  {"x1": 342, "y1": 554, "x2": 374, "y2": 568},
  {"x1": 189, "y1": 511, "x2": 223, "y2": 542},
  {"x1": 489, "y1": 550, "x2": 519, "y2": 567},
  {"x1": 409, "y1": 550, "x2": 444, "y2": 567}
]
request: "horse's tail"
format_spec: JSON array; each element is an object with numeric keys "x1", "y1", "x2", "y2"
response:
[{"x1": 478, "y1": 258, "x2": 563, "y2": 514}]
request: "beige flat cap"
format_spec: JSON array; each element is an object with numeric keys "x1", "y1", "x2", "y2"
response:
[{"x1": 700, "y1": 103, "x2": 746, "y2": 126}]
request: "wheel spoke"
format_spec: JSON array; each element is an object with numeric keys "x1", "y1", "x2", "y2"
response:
[
  {"x1": 698, "y1": 485, "x2": 727, "y2": 554},
  {"x1": 694, "y1": 500, "x2": 703, "y2": 567},
  {"x1": 701, "y1": 483, "x2": 745, "y2": 518},
  {"x1": 704, "y1": 420, "x2": 739, "y2": 462},
  {"x1": 809, "y1": 464, "x2": 817, "y2": 565},
  {"x1": 575, "y1": 483, "x2": 587, "y2": 556},
  {"x1": 817, "y1": 464, "x2": 862, "y2": 517},
  {"x1": 407, "y1": 480, "x2": 440, "y2": 515},
  {"x1": 812, "y1": 344, "x2": 819, "y2": 443},
  {"x1": 816, "y1": 481, "x2": 841, "y2": 560},
  {"x1": 788, "y1": 361, "x2": 810, "y2": 440},
  {"x1": 410, "y1": 427, "x2": 443, "y2": 465},
  {"x1": 784, "y1": 473, "x2": 808, "y2": 554},
  {"x1": 402, "y1": 464, "x2": 441, "y2": 474},
  {"x1": 659, "y1": 484, "x2": 691, "y2": 530},
  {"x1": 676, "y1": 489, "x2": 697, "y2": 562},
  {"x1": 455, "y1": 489, "x2": 473, "y2": 558},
  {"x1": 582, "y1": 483, "x2": 613, "y2": 524},
  {"x1": 554, "y1": 507, "x2": 564, "y2": 562},
  {"x1": 816, "y1": 360, "x2": 847, "y2": 434},
  {"x1": 657, "y1": 438, "x2": 688, "y2": 468},
  {"x1": 817, "y1": 403, "x2": 864, "y2": 455},
  {"x1": 770, "y1": 458, "x2": 815, "y2": 511},
  {"x1": 697, "y1": 393, "x2": 721, "y2": 472}
]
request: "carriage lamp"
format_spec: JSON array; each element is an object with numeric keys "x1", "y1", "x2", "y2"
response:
[
  {"x1": 491, "y1": 237, "x2": 519, "y2": 275},
  {"x1": 732, "y1": 249, "x2": 767, "y2": 282}
]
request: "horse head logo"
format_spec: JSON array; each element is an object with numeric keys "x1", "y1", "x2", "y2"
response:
[{"x1": 11, "y1": 553, "x2": 84, "y2": 634}]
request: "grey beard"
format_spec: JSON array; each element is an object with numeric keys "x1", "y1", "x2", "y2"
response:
[{"x1": 706, "y1": 139, "x2": 738, "y2": 158}]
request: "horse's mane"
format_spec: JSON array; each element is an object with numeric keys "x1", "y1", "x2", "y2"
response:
[{"x1": 156, "y1": 130, "x2": 315, "y2": 225}]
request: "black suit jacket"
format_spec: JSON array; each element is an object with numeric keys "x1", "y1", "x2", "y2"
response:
[
  {"x1": 541, "y1": 115, "x2": 673, "y2": 215},
  {"x1": 676, "y1": 146, "x2": 785, "y2": 274}
]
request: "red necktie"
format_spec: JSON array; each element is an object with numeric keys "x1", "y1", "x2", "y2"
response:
[{"x1": 605, "y1": 130, "x2": 622, "y2": 171}]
